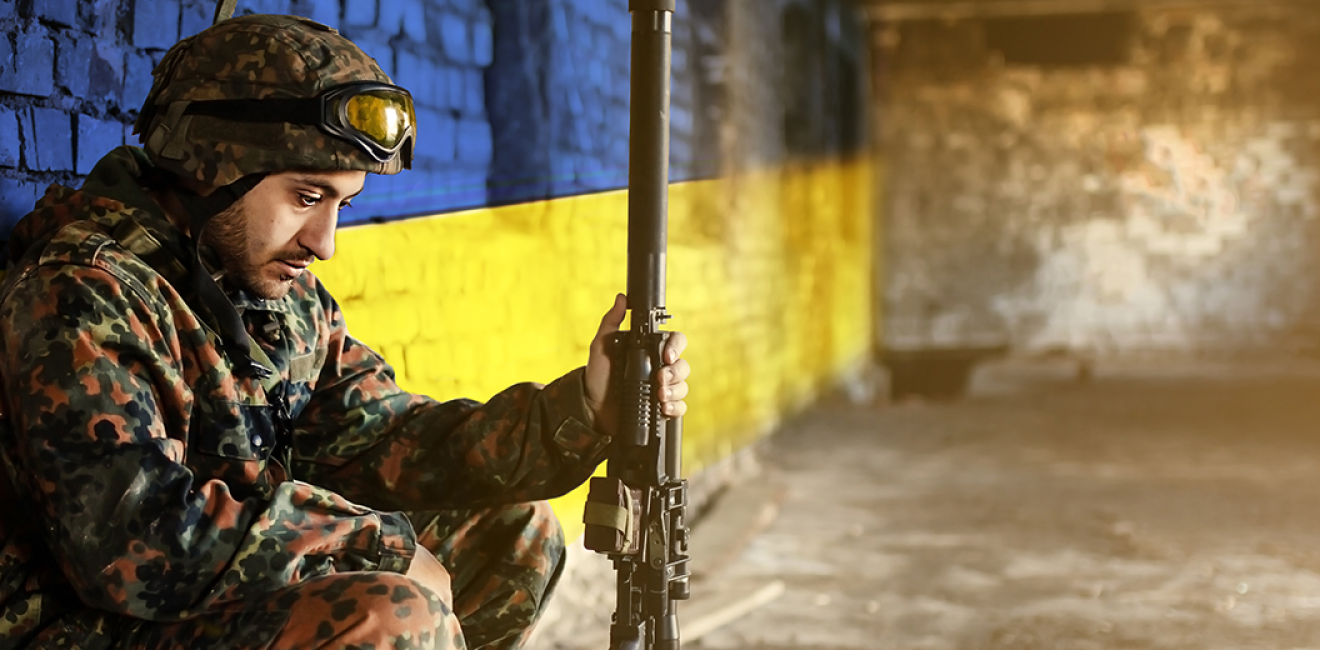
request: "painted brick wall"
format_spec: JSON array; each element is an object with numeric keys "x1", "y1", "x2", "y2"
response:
[
  {"x1": 334, "y1": 0, "x2": 497, "y2": 221},
  {"x1": 0, "y1": 1, "x2": 875, "y2": 641},
  {"x1": 0, "y1": 0, "x2": 718, "y2": 240},
  {"x1": 879, "y1": 5, "x2": 1320, "y2": 357},
  {"x1": 483, "y1": 0, "x2": 713, "y2": 205},
  {"x1": 0, "y1": 0, "x2": 875, "y2": 412},
  {"x1": 0, "y1": 0, "x2": 372, "y2": 247},
  {"x1": 0, "y1": 0, "x2": 141, "y2": 248},
  {"x1": 484, "y1": 0, "x2": 629, "y2": 205}
]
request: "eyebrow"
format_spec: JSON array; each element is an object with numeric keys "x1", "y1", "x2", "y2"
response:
[{"x1": 291, "y1": 176, "x2": 365, "y2": 200}]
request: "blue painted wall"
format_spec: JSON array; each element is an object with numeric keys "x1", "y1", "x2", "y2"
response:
[{"x1": 0, "y1": 0, "x2": 717, "y2": 248}]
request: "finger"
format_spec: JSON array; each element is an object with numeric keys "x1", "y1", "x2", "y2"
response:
[
  {"x1": 660, "y1": 381, "x2": 689, "y2": 402},
  {"x1": 663, "y1": 401, "x2": 688, "y2": 418},
  {"x1": 658, "y1": 358, "x2": 691, "y2": 385},
  {"x1": 595, "y1": 293, "x2": 628, "y2": 341},
  {"x1": 663, "y1": 331, "x2": 687, "y2": 364}
]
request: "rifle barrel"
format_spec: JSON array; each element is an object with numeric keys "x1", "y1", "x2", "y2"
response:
[
  {"x1": 627, "y1": 1, "x2": 674, "y2": 318},
  {"x1": 593, "y1": 4, "x2": 686, "y2": 649}
]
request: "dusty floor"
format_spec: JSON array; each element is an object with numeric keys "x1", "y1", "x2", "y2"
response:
[{"x1": 690, "y1": 359, "x2": 1320, "y2": 650}]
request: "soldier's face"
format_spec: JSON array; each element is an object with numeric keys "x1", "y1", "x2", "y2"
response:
[{"x1": 207, "y1": 170, "x2": 366, "y2": 300}]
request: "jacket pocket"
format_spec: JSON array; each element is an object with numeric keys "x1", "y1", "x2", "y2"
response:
[
  {"x1": 187, "y1": 398, "x2": 278, "y2": 497},
  {"x1": 192, "y1": 398, "x2": 276, "y2": 460}
]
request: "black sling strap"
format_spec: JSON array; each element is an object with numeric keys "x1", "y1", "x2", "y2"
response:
[{"x1": 176, "y1": 174, "x2": 272, "y2": 380}]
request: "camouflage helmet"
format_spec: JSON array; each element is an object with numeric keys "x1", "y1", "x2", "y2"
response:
[{"x1": 134, "y1": 14, "x2": 415, "y2": 188}]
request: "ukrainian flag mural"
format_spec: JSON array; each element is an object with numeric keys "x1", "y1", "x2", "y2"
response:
[
  {"x1": 0, "y1": 0, "x2": 876, "y2": 539},
  {"x1": 313, "y1": 0, "x2": 876, "y2": 537}
]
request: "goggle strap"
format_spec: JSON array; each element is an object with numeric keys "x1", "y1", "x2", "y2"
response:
[
  {"x1": 183, "y1": 92, "x2": 413, "y2": 164},
  {"x1": 186, "y1": 98, "x2": 323, "y2": 126}
]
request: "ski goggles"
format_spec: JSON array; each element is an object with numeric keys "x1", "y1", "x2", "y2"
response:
[{"x1": 185, "y1": 82, "x2": 417, "y2": 166}]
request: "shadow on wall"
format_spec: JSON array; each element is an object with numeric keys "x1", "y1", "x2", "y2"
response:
[{"x1": 882, "y1": 345, "x2": 1009, "y2": 400}]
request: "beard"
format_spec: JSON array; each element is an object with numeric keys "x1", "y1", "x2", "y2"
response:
[{"x1": 205, "y1": 202, "x2": 311, "y2": 300}]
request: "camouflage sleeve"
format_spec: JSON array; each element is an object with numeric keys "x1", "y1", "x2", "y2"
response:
[
  {"x1": 0, "y1": 263, "x2": 417, "y2": 621},
  {"x1": 291, "y1": 285, "x2": 612, "y2": 511}
]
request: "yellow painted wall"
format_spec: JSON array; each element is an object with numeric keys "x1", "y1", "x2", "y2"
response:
[{"x1": 314, "y1": 158, "x2": 875, "y2": 539}]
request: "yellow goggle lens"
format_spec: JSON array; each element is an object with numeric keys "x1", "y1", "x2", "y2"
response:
[{"x1": 342, "y1": 91, "x2": 415, "y2": 149}]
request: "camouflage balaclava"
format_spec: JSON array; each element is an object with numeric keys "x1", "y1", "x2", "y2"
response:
[{"x1": 134, "y1": 13, "x2": 413, "y2": 187}]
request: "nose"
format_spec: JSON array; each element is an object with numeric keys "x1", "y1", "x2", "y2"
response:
[{"x1": 299, "y1": 204, "x2": 338, "y2": 261}]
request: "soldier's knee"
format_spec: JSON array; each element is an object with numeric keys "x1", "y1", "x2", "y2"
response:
[
  {"x1": 355, "y1": 573, "x2": 455, "y2": 637},
  {"x1": 522, "y1": 501, "x2": 566, "y2": 600},
  {"x1": 515, "y1": 501, "x2": 564, "y2": 571},
  {"x1": 526, "y1": 500, "x2": 565, "y2": 553},
  {"x1": 286, "y1": 573, "x2": 463, "y2": 649}
]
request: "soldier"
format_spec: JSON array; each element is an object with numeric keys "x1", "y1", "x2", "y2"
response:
[{"x1": 0, "y1": 13, "x2": 690, "y2": 650}]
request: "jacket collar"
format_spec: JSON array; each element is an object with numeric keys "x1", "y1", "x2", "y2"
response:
[{"x1": 14, "y1": 146, "x2": 295, "y2": 318}]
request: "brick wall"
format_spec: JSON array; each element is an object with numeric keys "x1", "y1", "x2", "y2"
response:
[
  {"x1": 879, "y1": 4, "x2": 1320, "y2": 357},
  {"x1": 335, "y1": 0, "x2": 496, "y2": 221},
  {"x1": 0, "y1": 1, "x2": 875, "y2": 641},
  {"x1": 484, "y1": 0, "x2": 631, "y2": 205},
  {"x1": 483, "y1": 0, "x2": 716, "y2": 205},
  {"x1": 0, "y1": 0, "x2": 726, "y2": 238},
  {"x1": 0, "y1": 0, "x2": 138, "y2": 245}
]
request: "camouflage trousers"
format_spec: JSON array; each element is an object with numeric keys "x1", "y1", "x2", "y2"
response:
[{"x1": 69, "y1": 501, "x2": 563, "y2": 650}]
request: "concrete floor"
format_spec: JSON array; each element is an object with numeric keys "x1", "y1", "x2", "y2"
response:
[{"x1": 686, "y1": 359, "x2": 1320, "y2": 650}]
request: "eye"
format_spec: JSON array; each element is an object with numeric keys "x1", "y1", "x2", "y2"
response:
[
  {"x1": 298, "y1": 193, "x2": 322, "y2": 208},
  {"x1": 339, "y1": 200, "x2": 354, "y2": 211}
]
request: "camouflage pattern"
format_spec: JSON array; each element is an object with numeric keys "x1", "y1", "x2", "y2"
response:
[
  {"x1": 134, "y1": 14, "x2": 411, "y2": 188},
  {"x1": 408, "y1": 503, "x2": 565, "y2": 650},
  {"x1": 0, "y1": 147, "x2": 609, "y2": 648}
]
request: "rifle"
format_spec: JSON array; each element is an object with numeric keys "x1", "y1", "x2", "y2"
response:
[{"x1": 583, "y1": 2, "x2": 690, "y2": 650}]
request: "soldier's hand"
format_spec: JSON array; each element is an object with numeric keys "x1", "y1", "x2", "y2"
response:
[
  {"x1": 584, "y1": 294, "x2": 691, "y2": 436},
  {"x1": 656, "y1": 331, "x2": 690, "y2": 418}
]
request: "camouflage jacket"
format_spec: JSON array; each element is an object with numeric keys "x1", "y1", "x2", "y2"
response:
[{"x1": 0, "y1": 147, "x2": 610, "y2": 643}]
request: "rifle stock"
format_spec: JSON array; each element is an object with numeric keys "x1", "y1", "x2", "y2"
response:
[{"x1": 582, "y1": 1, "x2": 690, "y2": 649}]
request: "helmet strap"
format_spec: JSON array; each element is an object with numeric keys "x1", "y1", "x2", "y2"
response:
[{"x1": 176, "y1": 173, "x2": 273, "y2": 380}]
